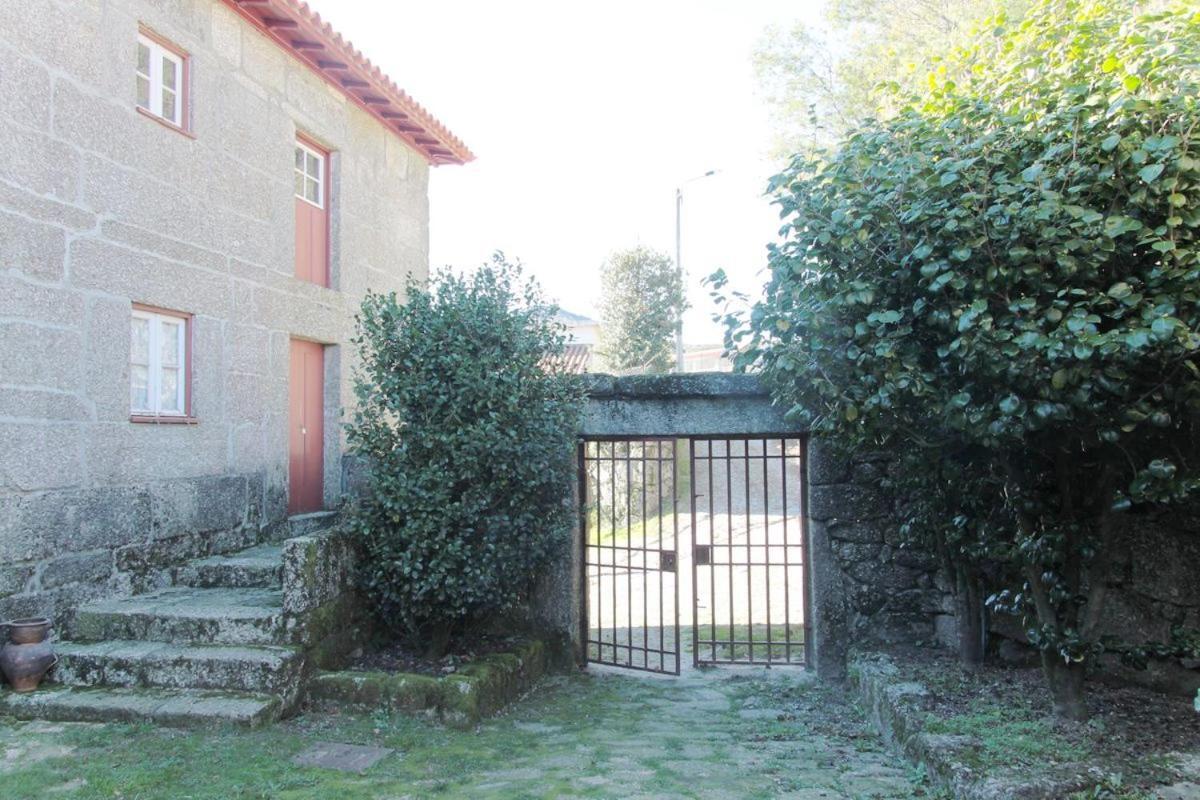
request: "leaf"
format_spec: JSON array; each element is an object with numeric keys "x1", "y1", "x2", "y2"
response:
[
  {"x1": 844, "y1": 404, "x2": 859, "y2": 422},
  {"x1": 1151, "y1": 317, "x2": 1176, "y2": 338},
  {"x1": 1123, "y1": 74, "x2": 1142, "y2": 91},
  {"x1": 1020, "y1": 164, "x2": 1043, "y2": 182},
  {"x1": 999, "y1": 395, "x2": 1021, "y2": 414},
  {"x1": 1107, "y1": 282, "x2": 1132, "y2": 299},
  {"x1": 940, "y1": 172, "x2": 959, "y2": 187},
  {"x1": 1101, "y1": 134, "x2": 1121, "y2": 152},
  {"x1": 1101, "y1": 55, "x2": 1120, "y2": 73},
  {"x1": 1138, "y1": 163, "x2": 1165, "y2": 183},
  {"x1": 1051, "y1": 369, "x2": 1068, "y2": 390}
]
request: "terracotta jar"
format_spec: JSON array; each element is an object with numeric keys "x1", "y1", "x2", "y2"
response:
[{"x1": 0, "y1": 617, "x2": 57, "y2": 693}]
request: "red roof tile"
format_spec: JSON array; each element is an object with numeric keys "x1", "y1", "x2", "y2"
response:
[{"x1": 222, "y1": 0, "x2": 474, "y2": 166}]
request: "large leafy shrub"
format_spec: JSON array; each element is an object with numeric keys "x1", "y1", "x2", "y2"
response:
[
  {"x1": 715, "y1": 0, "x2": 1200, "y2": 718},
  {"x1": 347, "y1": 256, "x2": 583, "y2": 652}
]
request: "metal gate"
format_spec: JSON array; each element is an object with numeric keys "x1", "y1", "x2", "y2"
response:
[
  {"x1": 690, "y1": 437, "x2": 809, "y2": 666},
  {"x1": 581, "y1": 435, "x2": 808, "y2": 674},
  {"x1": 581, "y1": 438, "x2": 681, "y2": 674}
]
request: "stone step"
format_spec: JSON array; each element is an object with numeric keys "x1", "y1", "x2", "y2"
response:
[
  {"x1": 288, "y1": 510, "x2": 338, "y2": 538},
  {"x1": 0, "y1": 685, "x2": 282, "y2": 728},
  {"x1": 72, "y1": 587, "x2": 287, "y2": 646},
  {"x1": 176, "y1": 544, "x2": 284, "y2": 589},
  {"x1": 53, "y1": 640, "x2": 304, "y2": 698}
]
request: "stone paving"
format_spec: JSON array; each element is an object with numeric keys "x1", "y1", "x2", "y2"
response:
[{"x1": 0, "y1": 662, "x2": 929, "y2": 799}]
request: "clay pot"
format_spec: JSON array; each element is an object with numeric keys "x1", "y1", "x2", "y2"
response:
[{"x1": 0, "y1": 617, "x2": 57, "y2": 693}]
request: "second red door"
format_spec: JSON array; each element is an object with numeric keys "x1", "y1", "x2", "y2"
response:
[{"x1": 288, "y1": 339, "x2": 324, "y2": 514}]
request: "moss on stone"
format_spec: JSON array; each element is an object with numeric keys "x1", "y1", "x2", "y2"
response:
[{"x1": 307, "y1": 639, "x2": 551, "y2": 728}]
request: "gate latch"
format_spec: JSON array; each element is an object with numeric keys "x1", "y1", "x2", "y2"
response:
[
  {"x1": 694, "y1": 545, "x2": 711, "y2": 566},
  {"x1": 660, "y1": 550, "x2": 677, "y2": 572}
]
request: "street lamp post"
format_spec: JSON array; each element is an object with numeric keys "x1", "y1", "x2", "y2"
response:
[{"x1": 675, "y1": 169, "x2": 717, "y2": 373}]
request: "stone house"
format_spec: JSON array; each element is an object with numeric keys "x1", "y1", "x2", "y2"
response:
[{"x1": 0, "y1": 0, "x2": 470, "y2": 714}]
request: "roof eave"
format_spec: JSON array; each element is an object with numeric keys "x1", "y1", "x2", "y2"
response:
[{"x1": 222, "y1": 0, "x2": 474, "y2": 166}]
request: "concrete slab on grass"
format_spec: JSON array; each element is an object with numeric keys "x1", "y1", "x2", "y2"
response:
[{"x1": 292, "y1": 741, "x2": 393, "y2": 773}]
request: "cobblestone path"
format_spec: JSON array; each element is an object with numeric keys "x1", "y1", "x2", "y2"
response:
[{"x1": 1, "y1": 666, "x2": 928, "y2": 799}]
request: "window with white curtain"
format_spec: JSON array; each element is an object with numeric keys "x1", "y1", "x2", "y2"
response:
[
  {"x1": 131, "y1": 308, "x2": 188, "y2": 416},
  {"x1": 136, "y1": 32, "x2": 186, "y2": 128}
]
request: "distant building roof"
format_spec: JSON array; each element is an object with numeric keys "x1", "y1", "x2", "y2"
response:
[
  {"x1": 221, "y1": 0, "x2": 473, "y2": 166},
  {"x1": 547, "y1": 343, "x2": 593, "y2": 374},
  {"x1": 554, "y1": 308, "x2": 598, "y2": 326}
]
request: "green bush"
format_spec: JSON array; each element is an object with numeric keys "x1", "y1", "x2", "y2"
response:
[
  {"x1": 347, "y1": 255, "x2": 583, "y2": 651},
  {"x1": 714, "y1": 0, "x2": 1200, "y2": 719}
]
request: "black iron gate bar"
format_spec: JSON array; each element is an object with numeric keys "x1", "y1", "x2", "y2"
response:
[
  {"x1": 580, "y1": 437, "x2": 681, "y2": 675},
  {"x1": 689, "y1": 435, "x2": 809, "y2": 667}
]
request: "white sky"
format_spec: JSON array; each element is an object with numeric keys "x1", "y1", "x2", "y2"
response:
[{"x1": 311, "y1": 1, "x2": 818, "y2": 344}]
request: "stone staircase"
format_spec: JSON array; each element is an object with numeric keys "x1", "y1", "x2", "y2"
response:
[{"x1": 0, "y1": 512, "x2": 346, "y2": 728}]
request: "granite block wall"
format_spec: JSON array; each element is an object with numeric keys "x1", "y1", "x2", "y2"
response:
[{"x1": 0, "y1": 0, "x2": 430, "y2": 624}]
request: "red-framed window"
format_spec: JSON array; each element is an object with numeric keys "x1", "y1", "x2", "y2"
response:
[
  {"x1": 294, "y1": 135, "x2": 330, "y2": 287},
  {"x1": 136, "y1": 27, "x2": 191, "y2": 135},
  {"x1": 130, "y1": 304, "x2": 195, "y2": 423}
]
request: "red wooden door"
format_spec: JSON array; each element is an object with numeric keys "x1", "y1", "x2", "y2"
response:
[
  {"x1": 294, "y1": 197, "x2": 328, "y2": 285},
  {"x1": 288, "y1": 339, "x2": 324, "y2": 514}
]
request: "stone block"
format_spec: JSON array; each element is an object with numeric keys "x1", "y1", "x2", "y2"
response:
[
  {"x1": 281, "y1": 526, "x2": 356, "y2": 615},
  {"x1": 210, "y1": 2, "x2": 243, "y2": 64},
  {"x1": 0, "y1": 422, "x2": 84, "y2": 492},
  {"x1": 0, "y1": 207, "x2": 68, "y2": 280},
  {"x1": 828, "y1": 520, "x2": 884, "y2": 544},
  {"x1": 933, "y1": 613, "x2": 958, "y2": 648},
  {"x1": 0, "y1": 323, "x2": 83, "y2": 392},
  {"x1": 0, "y1": 274, "x2": 85, "y2": 323},
  {"x1": 0, "y1": 387, "x2": 90, "y2": 422},
  {"x1": 0, "y1": 492, "x2": 69, "y2": 563},
  {"x1": 834, "y1": 540, "x2": 883, "y2": 564},
  {"x1": 1097, "y1": 588, "x2": 1173, "y2": 645},
  {"x1": 84, "y1": 422, "x2": 228, "y2": 486},
  {"x1": 0, "y1": 561, "x2": 34, "y2": 597},
  {"x1": 230, "y1": 324, "x2": 271, "y2": 375},
  {"x1": 806, "y1": 439, "x2": 852, "y2": 485},
  {"x1": 808, "y1": 483, "x2": 887, "y2": 522},
  {"x1": 72, "y1": 485, "x2": 154, "y2": 554},
  {"x1": 53, "y1": 79, "x2": 169, "y2": 177},
  {"x1": 0, "y1": 185, "x2": 94, "y2": 231},
  {"x1": 83, "y1": 295, "x2": 134, "y2": 421},
  {"x1": 0, "y1": 43, "x2": 51, "y2": 130},
  {"x1": 41, "y1": 550, "x2": 114, "y2": 589},
  {"x1": 1130, "y1": 527, "x2": 1200, "y2": 607},
  {"x1": 100, "y1": 220, "x2": 229, "y2": 274},
  {"x1": 3, "y1": 0, "x2": 127, "y2": 97},
  {"x1": 0, "y1": 119, "x2": 79, "y2": 201},
  {"x1": 69, "y1": 237, "x2": 232, "y2": 319}
]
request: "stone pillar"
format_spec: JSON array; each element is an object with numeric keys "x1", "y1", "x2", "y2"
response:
[{"x1": 806, "y1": 438, "x2": 853, "y2": 681}]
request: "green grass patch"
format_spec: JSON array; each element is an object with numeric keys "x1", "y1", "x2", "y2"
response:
[{"x1": 922, "y1": 705, "x2": 1092, "y2": 771}]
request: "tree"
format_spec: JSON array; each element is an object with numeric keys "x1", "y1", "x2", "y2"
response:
[
  {"x1": 718, "y1": 0, "x2": 1200, "y2": 719},
  {"x1": 597, "y1": 246, "x2": 686, "y2": 374},
  {"x1": 347, "y1": 255, "x2": 584, "y2": 655},
  {"x1": 754, "y1": 0, "x2": 1028, "y2": 154}
]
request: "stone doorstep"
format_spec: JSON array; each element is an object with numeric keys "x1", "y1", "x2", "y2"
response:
[
  {"x1": 0, "y1": 685, "x2": 283, "y2": 728},
  {"x1": 52, "y1": 640, "x2": 305, "y2": 697},
  {"x1": 287, "y1": 510, "x2": 339, "y2": 539},
  {"x1": 175, "y1": 544, "x2": 285, "y2": 589},
  {"x1": 71, "y1": 586, "x2": 287, "y2": 646}
]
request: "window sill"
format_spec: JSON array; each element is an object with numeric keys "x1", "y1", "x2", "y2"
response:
[
  {"x1": 136, "y1": 106, "x2": 195, "y2": 139},
  {"x1": 130, "y1": 414, "x2": 199, "y2": 425}
]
